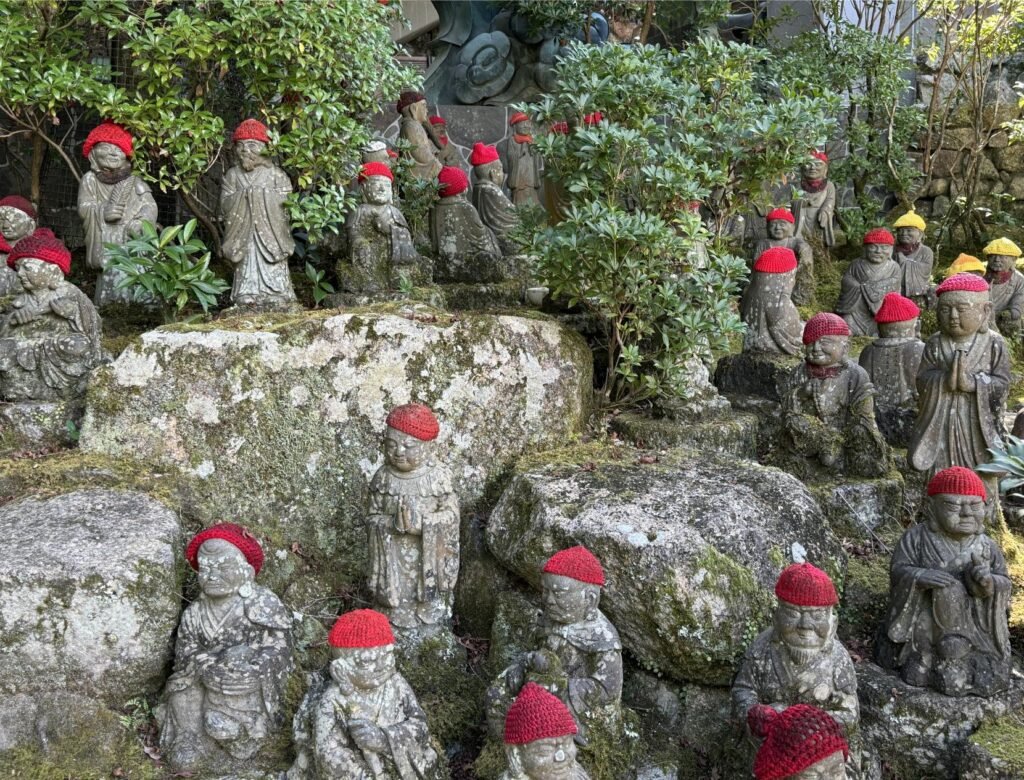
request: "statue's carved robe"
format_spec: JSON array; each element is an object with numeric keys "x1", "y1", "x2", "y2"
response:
[
  {"x1": 740, "y1": 270, "x2": 803, "y2": 356},
  {"x1": 836, "y1": 258, "x2": 902, "y2": 336},
  {"x1": 505, "y1": 135, "x2": 542, "y2": 207},
  {"x1": 754, "y1": 236, "x2": 815, "y2": 306},
  {"x1": 859, "y1": 336, "x2": 925, "y2": 446},
  {"x1": 430, "y1": 197, "x2": 504, "y2": 283},
  {"x1": 499, "y1": 767, "x2": 590, "y2": 780},
  {"x1": 986, "y1": 270, "x2": 1024, "y2": 334},
  {"x1": 400, "y1": 119, "x2": 441, "y2": 181},
  {"x1": 472, "y1": 180, "x2": 520, "y2": 256},
  {"x1": 345, "y1": 204, "x2": 423, "y2": 292},
  {"x1": 896, "y1": 243, "x2": 935, "y2": 303},
  {"x1": 792, "y1": 180, "x2": 836, "y2": 247}
]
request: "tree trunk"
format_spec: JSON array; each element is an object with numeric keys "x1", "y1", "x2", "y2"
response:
[{"x1": 30, "y1": 131, "x2": 45, "y2": 208}]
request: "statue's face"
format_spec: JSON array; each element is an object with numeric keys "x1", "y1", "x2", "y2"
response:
[
  {"x1": 0, "y1": 207, "x2": 34, "y2": 242},
  {"x1": 513, "y1": 119, "x2": 534, "y2": 136},
  {"x1": 805, "y1": 335, "x2": 847, "y2": 367},
  {"x1": 792, "y1": 750, "x2": 847, "y2": 779},
  {"x1": 987, "y1": 253, "x2": 1015, "y2": 273},
  {"x1": 931, "y1": 492, "x2": 986, "y2": 539},
  {"x1": 383, "y1": 426, "x2": 429, "y2": 473},
  {"x1": 435, "y1": 126, "x2": 449, "y2": 143},
  {"x1": 330, "y1": 644, "x2": 396, "y2": 691},
  {"x1": 864, "y1": 243, "x2": 892, "y2": 264},
  {"x1": 802, "y1": 158, "x2": 828, "y2": 181},
  {"x1": 936, "y1": 291, "x2": 991, "y2": 339},
  {"x1": 90, "y1": 142, "x2": 127, "y2": 173},
  {"x1": 236, "y1": 139, "x2": 267, "y2": 171},
  {"x1": 541, "y1": 573, "x2": 596, "y2": 626},
  {"x1": 878, "y1": 319, "x2": 917, "y2": 339},
  {"x1": 768, "y1": 219, "x2": 792, "y2": 240},
  {"x1": 197, "y1": 539, "x2": 253, "y2": 598},
  {"x1": 485, "y1": 162, "x2": 505, "y2": 186},
  {"x1": 15, "y1": 257, "x2": 61, "y2": 291},
  {"x1": 513, "y1": 735, "x2": 577, "y2": 780},
  {"x1": 409, "y1": 100, "x2": 428, "y2": 123},
  {"x1": 774, "y1": 602, "x2": 834, "y2": 651},
  {"x1": 895, "y1": 227, "x2": 922, "y2": 246},
  {"x1": 364, "y1": 176, "x2": 393, "y2": 206}
]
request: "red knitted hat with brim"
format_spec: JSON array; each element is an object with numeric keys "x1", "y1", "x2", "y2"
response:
[
  {"x1": 802, "y1": 312, "x2": 849, "y2": 345},
  {"x1": 470, "y1": 143, "x2": 500, "y2": 166},
  {"x1": 775, "y1": 563, "x2": 838, "y2": 607},
  {"x1": 83, "y1": 121, "x2": 133, "y2": 158},
  {"x1": 358, "y1": 162, "x2": 394, "y2": 182},
  {"x1": 504, "y1": 683, "x2": 578, "y2": 745},
  {"x1": 927, "y1": 466, "x2": 987, "y2": 499},
  {"x1": 186, "y1": 523, "x2": 265, "y2": 574},
  {"x1": 766, "y1": 208, "x2": 795, "y2": 224},
  {"x1": 437, "y1": 166, "x2": 468, "y2": 197},
  {"x1": 7, "y1": 230, "x2": 71, "y2": 275},
  {"x1": 429, "y1": 116, "x2": 446, "y2": 126},
  {"x1": 811, "y1": 150, "x2": 829, "y2": 163},
  {"x1": 753, "y1": 704, "x2": 849, "y2": 780},
  {"x1": 396, "y1": 90, "x2": 425, "y2": 113},
  {"x1": 754, "y1": 247, "x2": 798, "y2": 274},
  {"x1": 509, "y1": 112, "x2": 529, "y2": 126},
  {"x1": 328, "y1": 609, "x2": 395, "y2": 648},
  {"x1": 0, "y1": 195, "x2": 36, "y2": 220},
  {"x1": 232, "y1": 119, "x2": 270, "y2": 144},
  {"x1": 542, "y1": 546, "x2": 605, "y2": 586},
  {"x1": 935, "y1": 273, "x2": 990, "y2": 295},
  {"x1": 863, "y1": 228, "x2": 895, "y2": 246},
  {"x1": 875, "y1": 292, "x2": 920, "y2": 324},
  {"x1": 386, "y1": 403, "x2": 440, "y2": 441}
]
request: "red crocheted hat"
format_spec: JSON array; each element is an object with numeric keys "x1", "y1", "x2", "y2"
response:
[
  {"x1": 754, "y1": 247, "x2": 798, "y2": 274},
  {"x1": 437, "y1": 166, "x2": 468, "y2": 197},
  {"x1": 396, "y1": 90, "x2": 425, "y2": 113},
  {"x1": 753, "y1": 704, "x2": 849, "y2": 780},
  {"x1": 584, "y1": 111, "x2": 604, "y2": 125},
  {"x1": 775, "y1": 563, "x2": 838, "y2": 607},
  {"x1": 83, "y1": 121, "x2": 133, "y2": 158},
  {"x1": 509, "y1": 111, "x2": 529, "y2": 126},
  {"x1": 542, "y1": 546, "x2": 605, "y2": 586},
  {"x1": 811, "y1": 150, "x2": 829, "y2": 163},
  {"x1": 328, "y1": 609, "x2": 395, "y2": 648},
  {"x1": 0, "y1": 235, "x2": 10, "y2": 254},
  {"x1": 386, "y1": 403, "x2": 440, "y2": 441},
  {"x1": 802, "y1": 312, "x2": 849, "y2": 345},
  {"x1": 470, "y1": 143, "x2": 500, "y2": 166},
  {"x1": 387, "y1": 149, "x2": 398, "y2": 159},
  {"x1": 429, "y1": 116, "x2": 446, "y2": 127},
  {"x1": 935, "y1": 273, "x2": 990, "y2": 295},
  {"x1": 766, "y1": 208, "x2": 795, "y2": 224},
  {"x1": 186, "y1": 523, "x2": 265, "y2": 574},
  {"x1": 358, "y1": 162, "x2": 394, "y2": 182},
  {"x1": 232, "y1": 119, "x2": 270, "y2": 144},
  {"x1": 927, "y1": 466, "x2": 987, "y2": 499},
  {"x1": 874, "y1": 292, "x2": 920, "y2": 324},
  {"x1": 504, "y1": 683, "x2": 578, "y2": 745},
  {"x1": 7, "y1": 229, "x2": 71, "y2": 275},
  {"x1": 863, "y1": 228, "x2": 895, "y2": 246},
  {"x1": 550, "y1": 121, "x2": 569, "y2": 135},
  {"x1": 0, "y1": 195, "x2": 36, "y2": 220}
]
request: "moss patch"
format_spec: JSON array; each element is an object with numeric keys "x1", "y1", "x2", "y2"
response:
[{"x1": 971, "y1": 710, "x2": 1024, "y2": 773}]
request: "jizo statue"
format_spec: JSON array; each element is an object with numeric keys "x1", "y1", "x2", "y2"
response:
[
  {"x1": 792, "y1": 151, "x2": 836, "y2": 248},
  {"x1": 741, "y1": 247, "x2": 804, "y2": 356},
  {"x1": 427, "y1": 116, "x2": 459, "y2": 167},
  {"x1": 982, "y1": 237, "x2": 1024, "y2": 337},
  {"x1": 0, "y1": 195, "x2": 38, "y2": 293},
  {"x1": 892, "y1": 210, "x2": 935, "y2": 310},
  {"x1": 506, "y1": 112, "x2": 543, "y2": 207},
  {"x1": 752, "y1": 704, "x2": 850, "y2": 780},
  {"x1": 470, "y1": 142, "x2": 520, "y2": 257},
  {"x1": 431, "y1": 166, "x2": 505, "y2": 283},
  {"x1": 836, "y1": 229, "x2": 902, "y2": 337},
  {"x1": 754, "y1": 208, "x2": 815, "y2": 306},
  {"x1": 500, "y1": 683, "x2": 591, "y2": 780},
  {"x1": 396, "y1": 92, "x2": 441, "y2": 182}
]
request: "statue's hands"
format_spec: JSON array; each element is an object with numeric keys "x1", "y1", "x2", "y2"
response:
[
  {"x1": 9, "y1": 306, "x2": 34, "y2": 325},
  {"x1": 917, "y1": 569, "x2": 957, "y2": 589},
  {"x1": 817, "y1": 210, "x2": 831, "y2": 228},
  {"x1": 349, "y1": 718, "x2": 388, "y2": 753},
  {"x1": 969, "y1": 552, "x2": 995, "y2": 597},
  {"x1": 395, "y1": 497, "x2": 413, "y2": 533},
  {"x1": 103, "y1": 202, "x2": 125, "y2": 223}
]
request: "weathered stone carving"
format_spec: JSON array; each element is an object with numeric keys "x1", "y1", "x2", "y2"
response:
[
  {"x1": 500, "y1": 682, "x2": 591, "y2": 780},
  {"x1": 945, "y1": 253, "x2": 986, "y2": 278},
  {"x1": 505, "y1": 112, "x2": 543, "y2": 207},
  {"x1": 159, "y1": 523, "x2": 294, "y2": 772},
  {"x1": 754, "y1": 208, "x2": 815, "y2": 306},
  {"x1": 836, "y1": 228, "x2": 902, "y2": 337},
  {"x1": 982, "y1": 237, "x2": 1024, "y2": 336},
  {"x1": 877, "y1": 467, "x2": 1011, "y2": 697},
  {"x1": 752, "y1": 704, "x2": 849, "y2": 780},
  {"x1": 0, "y1": 195, "x2": 37, "y2": 293},
  {"x1": 893, "y1": 210, "x2": 935, "y2": 309},
  {"x1": 741, "y1": 247, "x2": 804, "y2": 356},
  {"x1": 397, "y1": 92, "x2": 442, "y2": 182},
  {"x1": 431, "y1": 166, "x2": 504, "y2": 283},
  {"x1": 792, "y1": 151, "x2": 836, "y2": 248},
  {"x1": 471, "y1": 143, "x2": 520, "y2": 256},
  {"x1": 427, "y1": 116, "x2": 459, "y2": 167},
  {"x1": 362, "y1": 140, "x2": 393, "y2": 167},
  {"x1": 453, "y1": 32, "x2": 515, "y2": 105}
]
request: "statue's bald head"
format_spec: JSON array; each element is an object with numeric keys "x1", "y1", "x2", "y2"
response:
[{"x1": 936, "y1": 289, "x2": 991, "y2": 339}]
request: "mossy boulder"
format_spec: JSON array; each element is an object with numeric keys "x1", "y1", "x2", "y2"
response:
[
  {"x1": 966, "y1": 712, "x2": 1024, "y2": 779},
  {"x1": 713, "y1": 351, "x2": 801, "y2": 401}
]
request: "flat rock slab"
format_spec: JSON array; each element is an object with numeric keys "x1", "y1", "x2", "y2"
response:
[
  {"x1": 609, "y1": 410, "x2": 758, "y2": 459},
  {"x1": 714, "y1": 351, "x2": 801, "y2": 401},
  {"x1": 0, "y1": 400, "x2": 81, "y2": 457}
]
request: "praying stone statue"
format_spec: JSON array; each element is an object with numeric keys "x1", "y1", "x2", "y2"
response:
[
  {"x1": 288, "y1": 609, "x2": 444, "y2": 780},
  {"x1": 500, "y1": 683, "x2": 590, "y2": 780},
  {"x1": 505, "y1": 112, "x2": 543, "y2": 207},
  {"x1": 836, "y1": 228, "x2": 902, "y2": 337},
  {"x1": 159, "y1": 523, "x2": 294, "y2": 773},
  {"x1": 367, "y1": 404, "x2": 459, "y2": 635},
  {"x1": 77, "y1": 121, "x2": 158, "y2": 307},
  {"x1": 754, "y1": 208, "x2": 815, "y2": 306},
  {"x1": 792, "y1": 151, "x2": 836, "y2": 248},
  {"x1": 741, "y1": 247, "x2": 804, "y2": 356},
  {"x1": 893, "y1": 210, "x2": 935, "y2": 309},
  {"x1": 752, "y1": 704, "x2": 850, "y2": 780},
  {"x1": 220, "y1": 119, "x2": 298, "y2": 309},
  {"x1": 397, "y1": 92, "x2": 442, "y2": 182},
  {"x1": 877, "y1": 467, "x2": 1011, "y2": 696},
  {"x1": 982, "y1": 237, "x2": 1024, "y2": 337},
  {"x1": 486, "y1": 546, "x2": 623, "y2": 745},
  {"x1": 0, "y1": 196, "x2": 37, "y2": 295},
  {"x1": 858, "y1": 293, "x2": 925, "y2": 447},
  {"x1": 471, "y1": 143, "x2": 520, "y2": 256},
  {"x1": 431, "y1": 166, "x2": 505, "y2": 283},
  {"x1": 907, "y1": 274, "x2": 1009, "y2": 479},
  {"x1": 427, "y1": 116, "x2": 459, "y2": 167},
  {"x1": 0, "y1": 231, "x2": 104, "y2": 402},
  {"x1": 945, "y1": 253, "x2": 986, "y2": 279},
  {"x1": 782, "y1": 313, "x2": 890, "y2": 478}
]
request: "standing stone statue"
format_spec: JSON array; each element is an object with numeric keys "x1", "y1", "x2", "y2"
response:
[
  {"x1": 288, "y1": 609, "x2": 444, "y2": 780},
  {"x1": 752, "y1": 704, "x2": 849, "y2": 780},
  {"x1": 505, "y1": 112, "x2": 543, "y2": 207},
  {"x1": 471, "y1": 143, "x2": 520, "y2": 257},
  {"x1": 892, "y1": 210, "x2": 934, "y2": 309},
  {"x1": 366, "y1": 403, "x2": 459, "y2": 635},
  {"x1": 77, "y1": 121, "x2": 159, "y2": 307},
  {"x1": 397, "y1": 92, "x2": 442, "y2": 182},
  {"x1": 754, "y1": 208, "x2": 815, "y2": 306},
  {"x1": 792, "y1": 151, "x2": 836, "y2": 248},
  {"x1": 908, "y1": 274, "x2": 1009, "y2": 479},
  {"x1": 0, "y1": 196, "x2": 38, "y2": 295},
  {"x1": 741, "y1": 247, "x2": 804, "y2": 356},
  {"x1": 877, "y1": 467, "x2": 1011, "y2": 696},
  {"x1": 430, "y1": 166, "x2": 504, "y2": 283},
  {"x1": 501, "y1": 683, "x2": 591, "y2": 780},
  {"x1": 220, "y1": 119, "x2": 298, "y2": 309},
  {"x1": 945, "y1": 253, "x2": 987, "y2": 278},
  {"x1": 982, "y1": 237, "x2": 1024, "y2": 337},
  {"x1": 836, "y1": 228, "x2": 902, "y2": 337},
  {"x1": 427, "y1": 116, "x2": 459, "y2": 167},
  {"x1": 159, "y1": 523, "x2": 294, "y2": 773}
]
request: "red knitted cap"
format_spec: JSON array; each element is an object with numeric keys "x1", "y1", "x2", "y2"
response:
[
  {"x1": 775, "y1": 563, "x2": 838, "y2": 607},
  {"x1": 7, "y1": 229, "x2": 71, "y2": 275},
  {"x1": 766, "y1": 208, "x2": 795, "y2": 224},
  {"x1": 396, "y1": 90, "x2": 425, "y2": 113},
  {"x1": 542, "y1": 546, "x2": 605, "y2": 586},
  {"x1": 470, "y1": 143, "x2": 500, "y2": 166},
  {"x1": 550, "y1": 121, "x2": 569, "y2": 135},
  {"x1": 802, "y1": 312, "x2": 849, "y2": 345},
  {"x1": 811, "y1": 150, "x2": 829, "y2": 164},
  {"x1": 359, "y1": 162, "x2": 394, "y2": 182},
  {"x1": 387, "y1": 149, "x2": 399, "y2": 159},
  {"x1": 386, "y1": 403, "x2": 440, "y2": 441},
  {"x1": 935, "y1": 273, "x2": 989, "y2": 295},
  {"x1": 753, "y1": 704, "x2": 849, "y2": 780},
  {"x1": 328, "y1": 609, "x2": 395, "y2": 648},
  {"x1": 509, "y1": 111, "x2": 529, "y2": 126},
  {"x1": 83, "y1": 121, "x2": 133, "y2": 158},
  {"x1": 0, "y1": 235, "x2": 10, "y2": 254},
  {"x1": 754, "y1": 247, "x2": 798, "y2": 274},
  {"x1": 429, "y1": 116, "x2": 446, "y2": 126},
  {"x1": 0, "y1": 195, "x2": 36, "y2": 220},
  {"x1": 863, "y1": 228, "x2": 895, "y2": 246},
  {"x1": 927, "y1": 466, "x2": 987, "y2": 499},
  {"x1": 437, "y1": 166, "x2": 468, "y2": 197},
  {"x1": 186, "y1": 523, "x2": 265, "y2": 574},
  {"x1": 875, "y1": 292, "x2": 920, "y2": 324},
  {"x1": 232, "y1": 119, "x2": 270, "y2": 144},
  {"x1": 504, "y1": 683, "x2": 578, "y2": 745},
  {"x1": 584, "y1": 111, "x2": 604, "y2": 125}
]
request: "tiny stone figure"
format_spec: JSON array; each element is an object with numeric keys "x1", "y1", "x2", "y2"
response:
[
  {"x1": 741, "y1": 247, "x2": 804, "y2": 356},
  {"x1": 982, "y1": 237, "x2": 1024, "y2": 337},
  {"x1": 782, "y1": 313, "x2": 890, "y2": 478},
  {"x1": 506, "y1": 112, "x2": 542, "y2": 207},
  {"x1": 754, "y1": 208, "x2": 815, "y2": 306},
  {"x1": 220, "y1": 119, "x2": 298, "y2": 309},
  {"x1": 892, "y1": 210, "x2": 935, "y2": 309},
  {"x1": 471, "y1": 143, "x2": 520, "y2": 256},
  {"x1": 367, "y1": 403, "x2": 459, "y2": 633},
  {"x1": 430, "y1": 166, "x2": 505, "y2": 283},
  {"x1": 0, "y1": 231, "x2": 104, "y2": 402},
  {"x1": 733, "y1": 563, "x2": 860, "y2": 775},
  {"x1": 0, "y1": 196, "x2": 37, "y2": 295},
  {"x1": 836, "y1": 228, "x2": 902, "y2": 337},
  {"x1": 159, "y1": 523, "x2": 294, "y2": 773},
  {"x1": 752, "y1": 704, "x2": 849, "y2": 780},
  {"x1": 427, "y1": 116, "x2": 459, "y2": 167},
  {"x1": 908, "y1": 274, "x2": 1010, "y2": 479},
  {"x1": 362, "y1": 140, "x2": 393, "y2": 167},
  {"x1": 877, "y1": 467, "x2": 1011, "y2": 696},
  {"x1": 945, "y1": 253, "x2": 986, "y2": 278},
  {"x1": 500, "y1": 683, "x2": 590, "y2": 780},
  {"x1": 77, "y1": 121, "x2": 158, "y2": 307},
  {"x1": 858, "y1": 293, "x2": 925, "y2": 447},
  {"x1": 397, "y1": 92, "x2": 442, "y2": 182},
  {"x1": 792, "y1": 151, "x2": 836, "y2": 248},
  {"x1": 288, "y1": 609, "x2": 444, "y2": 780}
]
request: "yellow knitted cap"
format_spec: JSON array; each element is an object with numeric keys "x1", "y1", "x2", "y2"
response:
[
  {"x1": 983, "y1": 237, "x2": 1022, "y2": 257},
  {"x1": 893, "y1": 210, "x2": 926, "y2": 231},
  {"x1": 944, "y1": 254, "x2": 986, "y2": 277}
]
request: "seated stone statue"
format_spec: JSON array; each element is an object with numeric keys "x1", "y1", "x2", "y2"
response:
[
  {"x1": 0, "y1": 195, "x2": 37, "y2": 294},
  {"x1": 753, "y1": 208, "x2": 815, "y2": 306},
  {"x1": 159, "y1": 523, "x2": 294, "y2": 772},
  {"x1": 893, "y1": 210, "x2": 934, "y2": 310},
  {"x1": 781, "y1": 313, "x2": 890, "y2": 478},
  {"x1": 361, "y1": 141, "x2": 399, "y2": 200},
  {"x1": 288, "y1": 609, "x2": 443, "y2": 779},
  {"x1": 501, "y1": 683, "x2": 590, "y2": 780},
  {"x1": 752, "y1": 704, "x2": 849, "y2": 780},
  {"x1": 397, "y1": 92, "x2": 441, "y2": 182},
  {"x1": 470, "y1": 142, "x2": 520, "y2": 257},
  {"x1": 877, "y1": 467, "x2": 1011, "y2": 696},
  {"x1": 741, "y1": 247, "x2": 803, "y2": 356},
  {"x1": 944, "y1": 253, "x2": 986, "y2": 278},
  {"x1": 982, "y1": 237, "x2": 1024, "y2": 337},
  {"x1": 836, "y1": 228, "x2": 902, "y2": 336},
  {"x1": 430, "y1": 166, "x2": 505, "y2": 283},
  {"x1": 792, "y1": 151, "x2": 836, "y2": 248},
  {"x1": 427, "y1": 116, "x2": 459, "y2": 167}
]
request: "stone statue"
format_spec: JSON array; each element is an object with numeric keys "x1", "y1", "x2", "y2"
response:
[
  {"x1": 907, "y1": 274, "x2": 1009, "y2": 479},
  {"x1": 397, "y1": 92, "x2": 442, "y2": 182},
  {"x1": 366, "y1": 404, "x2": 459, "y2": 634},
  {"x1": 430, "y1": 166, "x2": 505, "y2": 283},
  {"x1": 835, "y1": 228, "x2": 902, "y2": 337},
  {"x1": 0, "y1": 196, "x2": 37, "y2": 295},
  {"x1": 486, "y1": 546, "x2": 623, "y2": 744},
  {"x1": 753, "y1": 208, "x2": 815, "y2": 306},
  {"x1": 220, "y1": 119, "x2": 298, "y2": 309},
  {"x1": 362, "y1": 140, "x2": 393, "y2": 167},
  {"x1": 0, "y1": 231, "x2": 104, "y2": 402},
  {"x1": 945, "y1": 253, "x2": 986, "y2": 278},
  {"x1": 741, "y1": 247, "x2": 804, "y2": 356},
  {"x1": 858, "y1": 293, "x2": 925, "y2": 447},
  {"x1": 342, "y1": 163, "x2": 427, "y2": 293},
  {"x1": 892, "y1": 210, "x2": 934, "y2": 309},
  {"x1": 427, "y1": 116, "x2": 459, "y2": 167},
  {"x1": 792, "y1": 151, "x2": 836, "y2": 248},
  {"x1": 982, "y1": 237, "x2": 1024, "y2": 337},
  {"x1": 288, "y1": 609, "x2": 444, "y2": 780},
  {"x1": 877, "y1": 467, "x2": 1011, "y2": 696},
  {"x1": 752, "y1": 704, "x2": 849, "y2": 780},
  {"x1": 159, "y1": 523, "x2": 294, "y2": 772},
  {"x1": 77, "y1": 121, "x2": 159, "y2": 307},
  {"x1": 505, "y1": 112, "x2": 542, "y2": 207},
  {"x1": 500, "y1": 683, "x2": 590, "y2": 780},
  {"x1": 471, "y1": 143, "x2": 520, "y2": 256}
]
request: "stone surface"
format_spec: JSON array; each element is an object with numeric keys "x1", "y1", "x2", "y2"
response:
[
  {"x1": 0, "y1": 399, "x2": 82, "y2": 457},
  {"x1": 961, "y1": 739, "x2": 1024, "y2": 780},
  {"x1": 609, "y1": 410, "x2": 758, "y2": 459},
  {"x1": 807, "y1": 475, "x2": 905, "y2": 537},
  {"x1": 714, "y1": 351, "x2": 801, "y2": 401},
  {"x1": 0, "y1": 692, "x2": 124, "y2": 768},
  {"x1": 995, "y1": 144, "x2": 1024, "y2": 174}
]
